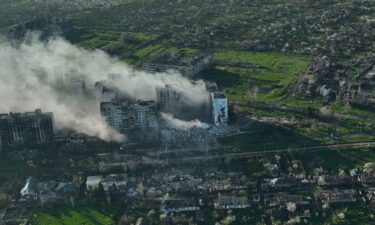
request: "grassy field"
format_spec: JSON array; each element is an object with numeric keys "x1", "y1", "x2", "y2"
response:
[
  {"x1": 332, "y1": 102, "x2": 375, "y2": 119},
  {"x1": 65, "y1": 29, "x2": 158, "y2": 52},
  {"x1": 207, "y1": 50, "x2": 313, "y2": 106},
  {"x1": 30, "y1": 205, "x2": 116, "y2": 225},
  {"x1": 206, "y1": 49, "x2": 375, "y2": 144},
  {"x1": 65, "y1": 30, "x2": 200, "y2": 67},
  {"x1": 135, "y1": 44, "x2": 162, "y2": 58}
]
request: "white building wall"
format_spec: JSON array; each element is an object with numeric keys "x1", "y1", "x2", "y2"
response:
[{"x1": 212, "y1": 96, "x2": 228, "y2": 125}]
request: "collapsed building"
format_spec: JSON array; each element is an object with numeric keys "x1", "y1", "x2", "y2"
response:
[
  {"x1": 295, "y1": 55, "x2": 375, "y2": 109},
  {"x1": 0, "y1": 109, "x2": 54, "y2": 150},
  {"x1": 95, "y1": 81, "x2": 117, "y2": 105},
  {"x1": 295, "y1": 56, "x2": 341, "y2": 101},
  {"x1": 143, "y1": 53, "x2": 207, "y2": 77},
  {"x1": 350, "y1": 69, "x2": 375, "y2": 108},
  {"x1": 20, "y1": 177, "x2": 77, "y2": 203}
]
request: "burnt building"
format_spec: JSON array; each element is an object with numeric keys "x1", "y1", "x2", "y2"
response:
[
  {"x1": 156, "y1": 85, "x2": 183, "y2": 115},
  {"x1": 0, "y1": 109, "x2": 54, "y2": 150},
  {"x1": 95, "y1": 81, "x2": 116, "y2": 105},
  {"x1": 350, "y1": 70, "x2": 375, "y2": 108}
]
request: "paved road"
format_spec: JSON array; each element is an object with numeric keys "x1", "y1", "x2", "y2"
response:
[
  {"x1": 2, "y1": 141, "x2": 374, "y2": 177},
  {"x1": 176, "y1": 141, "x2": 375, "y2": 162}
]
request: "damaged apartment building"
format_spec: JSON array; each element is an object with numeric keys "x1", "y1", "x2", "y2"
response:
[
  {"x1": 0, "y1": 109, "x2": 54, "y2": 150},
  {"x1": 350, "y1": 68, "x2": 375, "y2": 108},
  {"x1": 156, "y1": 84, "x2": 183, "y2": 115},
  {"x1": 97, "y1": 82, "x2": 228, "y2": 132},
  {"x1": 143, "y1": 52, "x2": 207, "y2": 77},
  {"x1": 101, "y1": 100, "x2": 158, "y2": 132},
  {"x1": 157, "y1": 83, "x2": 229, "y2": 125},
  {"x1": 96, "y1": 81, "x2": 158, "y2": 141},
  {"x1": 205, "y1": 81, "x2": 229, "y2": 126},
  {"x1": 96, "y1": 78, "x2": 228, "y2": 145},
  {"x1": 95, "y1": 81, "x2": 116, "y2": 104}
]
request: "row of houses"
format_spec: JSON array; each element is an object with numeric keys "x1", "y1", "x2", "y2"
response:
[{"x1": 19, "y1": 177, "x2": 77, "y2": 203}]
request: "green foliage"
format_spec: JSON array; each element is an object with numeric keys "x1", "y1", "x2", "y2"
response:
[
  {"x1": 209, "y1": 50, "x2": 312, "y2": 106},
  {"x1": 135, "y1": 44, "x2": 162, "y2": 58},
  {"x1": 332, "y1": 102, "x2": 375, "y2": 118},
  {"x1": 30, "y1": 205, "x2": 115, "y2": 225},
  {"x1": 293, "y1": 147, "x2": 375, "y2": 174},
  {"x1": 65, "y1": 30, "x2": 158, "y2": 54}
]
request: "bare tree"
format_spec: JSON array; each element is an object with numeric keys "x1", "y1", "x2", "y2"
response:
[{"x1": 247, "y1": 86, "x2": 259, "y2": 101}]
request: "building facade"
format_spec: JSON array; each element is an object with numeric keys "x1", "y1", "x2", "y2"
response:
[
  {"x1": 143, "y1": 53, "x2": 207, "y2": 77},
  {"x1": 95, "y1": 81, "x2": 116, "y2": 105},
  {"x1": 156, "y1": 85, "x2": 182, "y2": 115},
  {"x1": 100, "y1": 100, "x2": 157, "y2": 133},
  {"x1": 211, "y1": 92, "x2": 228, "y2": 125},
  {"x1": 0, "y1": 109, "x2": 54, "y2": 149}
]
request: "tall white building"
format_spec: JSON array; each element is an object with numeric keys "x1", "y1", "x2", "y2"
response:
[{"x1": 211, "y1": 92, "x2": 228, "y2": 125}]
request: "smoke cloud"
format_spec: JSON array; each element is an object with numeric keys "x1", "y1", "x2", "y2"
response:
[
  {"x1": 0, "y1": 34, "x2": 208, "y2": 142},
  {"x1": 161, "y1": 113, "x2": 210, "y2": 131}
]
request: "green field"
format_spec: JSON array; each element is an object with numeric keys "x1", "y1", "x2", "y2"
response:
[
  {"x1": 65, "y1": 29, "x2": 158, "y2": 51},
  {"x1": 332, "y1": 102, "x2": 375, "y2": 119},
  {"x1": 208, "y1": 50, "x2": 313, "y2": 106},
  {"x1": 30, "y1": 205, "x2": 116, "y2": 225}
]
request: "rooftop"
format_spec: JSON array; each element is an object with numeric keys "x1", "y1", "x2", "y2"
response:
[
  {"x1": 102, "y1": 174, "x2": 127, "y2": 182},
  {"x1": 0, "y1": 109, "x2": 52, "y2": 119},
  {"x1": 86, "y1": 176, "x2": 103, "y2": 185},
  {"x1": 212, "y1": 91, "x2": 227, "y2": 99},
  {"x1": 146, "y1": 53, "x2": 204, "y2": 67}
]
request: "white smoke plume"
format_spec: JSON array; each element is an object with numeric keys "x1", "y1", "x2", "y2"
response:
[
  {"x1": 0, "y1": 34, "x2": 208, "y2": 142},
  {"x1": 161, "y1": 113, "x2": 210, "y2": 131}
]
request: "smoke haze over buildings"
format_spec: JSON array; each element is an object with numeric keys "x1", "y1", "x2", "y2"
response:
[
  {"x1": 161, "y1": 113, "x2": 210, "y2": 131},
  {"x1": 0, "y1": 34, "x2": 209, "y2": 142}
]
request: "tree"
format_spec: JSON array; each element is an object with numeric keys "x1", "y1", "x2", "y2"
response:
[
  {"x1": 247, "y1": 86, "x2": 259, "y2": 101},
  {"x1": 212, "y1": 210, "x2": 220, "y2": 220}
]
